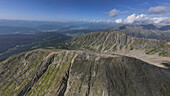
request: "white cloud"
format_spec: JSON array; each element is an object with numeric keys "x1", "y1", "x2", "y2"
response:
[
  {"x1": 109, "y1": 9, "x2": 120, "y2": 17},
  {"x1": 147, "y1": 6, "x2": 168, "y2": 14},
  {"x1": 115, "y1": 19, "x2": 123, "y2": 23},
  {"x1": 136, "y1": 14, "x2": 146, "y2": 20},
  {"x1": 149, "y1": 17, "x2": 170, "y2": 24},
  {"x1": 123, "y1": 14, "x2": 136, "y2": 24},
  {"x1": 114, "y1": 13, "x2": 170, "y2": 25}
]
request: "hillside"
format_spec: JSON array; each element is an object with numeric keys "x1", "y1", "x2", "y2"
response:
[
  {"x1": 0, "y1": 49, "x2": 170, "y2": 96},
  {"x1": 0, "y1": 32, "x2": 70, "y2": 61},
  {"x1": 66, "y1": 32, "x2": 170, "y2": 67}
]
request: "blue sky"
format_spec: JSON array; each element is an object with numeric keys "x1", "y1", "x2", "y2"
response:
[{"x1": 0, "y1": 0, "x2": 169, "y2": 22}]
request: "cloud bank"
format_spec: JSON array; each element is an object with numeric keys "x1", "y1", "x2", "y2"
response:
[
  {"x1": 109, "y1": 9, "x2": 119, "y2": 17},
  {"x1": 147, "y1": 6, "x2": 168, "y2": 14},
  {"x1": 115, "y1": 14, "x2": 170, "y2": 25}
]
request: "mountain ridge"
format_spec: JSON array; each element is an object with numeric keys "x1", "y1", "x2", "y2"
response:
[
  {"x1": 0, "y1": 49, "x2": 170, "y2": 96},
  {"x1": 65, "y1": 31, "x2": 170, "y2": 67},
  {"x1": 66, "y1": 31, "x2": 169, "y2": 56},
  {"x1": 102, "y1": 25, "x2": 170, "y2": 41}
]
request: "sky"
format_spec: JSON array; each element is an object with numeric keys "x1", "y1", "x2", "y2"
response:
[{"x1": 0, "y1": 0, "x2": 170, "y2": 24}]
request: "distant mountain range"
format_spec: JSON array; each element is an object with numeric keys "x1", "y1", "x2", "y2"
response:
[
  {"x1": 0, "y1": 20, "x2": 169, "y2": 41},
  {"x1": 0, "y1": 19, "x2": 114, "y2": 35},
  {"x1": 159, "y1": 25, "x2": 170, "y2": 31},
  {"x1": 102, "y1": 24, "x2": 170, "y2": 41}
]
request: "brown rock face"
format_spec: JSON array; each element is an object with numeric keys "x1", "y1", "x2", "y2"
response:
[{"x1": 0, "y1": 49, "x2": 170, "y2": 96}]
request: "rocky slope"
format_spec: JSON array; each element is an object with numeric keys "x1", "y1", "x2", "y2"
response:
[
  {"x1": 0, "y1": 49, "x2": 170, "y2": 96},
  {"x1": 66, "y1": 32, "x2": 170, "y2": 66}
]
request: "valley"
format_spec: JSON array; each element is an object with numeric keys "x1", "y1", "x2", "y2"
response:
[{"x1": 0, "y1": 32, "x2": 70, "y2": 61}]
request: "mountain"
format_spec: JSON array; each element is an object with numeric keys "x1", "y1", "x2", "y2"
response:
[
  {"x1": 55, "y1": 29, "x2": 96, "y2": 37},
  {"x1": 35, "y1": 23, "x2": 114, "y2": 37},
  {"x1": 35, "y1": 24, "x2": 63, "y2": 31},
  {"x1": 159, "y1": 25, "x2": 170, "y2": 31},
  {"x1": 65, "y1": 32, "x2": 170, "y2": 66},
  {"x1": 52, "y1": 24, "x2": 170, "y2": 39},
  {"x1": 0, "y1": 49, "x2": 170, "y2": 96},
  {"x1": 0, "y1": 19, "x2": 67, "y2": 28},
  {"x1": 0, "y1": 22, "x2": 170, "y2": 96},
  {"x1": 0, "y1": 32, "x2": 70, "y2": 61},
  {"x1": 0, "y1": 26, "x2": 37, "y2": 35},
  {"x1": 102, "y1": 24, "x2": 170, "y2": 41},
  {"x1": 0, "y1": 20, "x2": 114, "y2": 37},
  {"x1": 141, "y1": 24, "x2": 157, "y2": 30}
]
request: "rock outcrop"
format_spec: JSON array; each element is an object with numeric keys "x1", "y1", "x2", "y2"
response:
[{"x1": 0, "y1": 49, "x2": 170, "y2": 96}]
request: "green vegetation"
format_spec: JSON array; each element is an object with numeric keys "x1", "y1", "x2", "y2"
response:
[
  {"x1": 98, "y1": 45, "x2": 103, "y2": 51},
  {"x1": 120, "y1": 45, "x2": 123, "y2": 50},
  {"x1": 0, "y1": 49, "x2": 50, "y2": 96},
  {"x1": 162, "y1": 62, "x2": 170, "y2": 66},
  {"x1": 159, "y1": 51, "x2": 168, "y2": 57},
  {"x1": 0, "y1": 32, "x2": 70, "y2": 62},
  {"x1": 85, "y1": 46, "x2": 96, "y2": 51},
  {"x1": 104, "y1": 44, "x2": 113, "y2": 50},
  {"x1": 1, "y1": 49, "x2": 170, "y2": 96},
  {"x1": 166, "y1": 62, "x2": 170, "y2": 65},
  {"x1": 66, "y1": 32, "x2": 169, "y2": 59},
  {"x1": 112, "y1": 45, "x2": 117, "y2": 52},
  {"x1": 130, "y1": 46, "x2": 133, "y2": 50},
  {"x1": 145, "y1": 48, "x2": 158, "y2": 54},
  {"x1": 27, "y1": 52, "x2": 76, "y2": 96}
]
